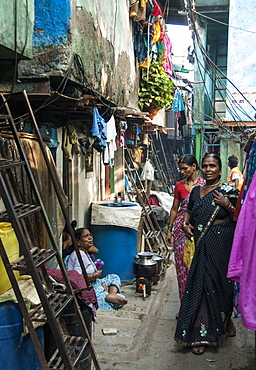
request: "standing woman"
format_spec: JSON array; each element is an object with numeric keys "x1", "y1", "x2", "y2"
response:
[
  {"x1": 174, "y1": 153, "x2": 238, "y2": 355},
  {"x1": 166, "y1": 155, "x2": 205, "y2": 301}
]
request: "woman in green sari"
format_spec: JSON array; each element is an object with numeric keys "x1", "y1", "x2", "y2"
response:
[{"x1": 174, "y1": 153, "x2": 239, "y2": 355}]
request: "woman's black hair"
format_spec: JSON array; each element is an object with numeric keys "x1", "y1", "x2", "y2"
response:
[
  {"x1": 202, "y1": 153, "x2": 222, "y2": 170},
  {"x1": 228, "y1": 155, "x2": 238, "y2": 168},
  {"x1": 74, "y1": 227, "x2": 87, "y2": 240},
  {"x1": 178, "y1": 154, "x2": 199, "y2": 170}
]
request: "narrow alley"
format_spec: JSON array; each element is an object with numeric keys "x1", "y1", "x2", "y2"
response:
[{"x1": 94, "y1": 262, "x2": 255, "y2": 370}]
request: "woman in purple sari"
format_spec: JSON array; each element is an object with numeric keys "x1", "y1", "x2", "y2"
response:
[
  {"x1": 174, "y1": 154, "x2": 239, "y2": 355},
  {"x1": 166, "y1": 155, "x2": 205, "y2": 302}
]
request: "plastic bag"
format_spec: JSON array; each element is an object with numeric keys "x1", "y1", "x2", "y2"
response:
[{"x1": 183, "y1": 236, "x2": 195, "y2": 269}]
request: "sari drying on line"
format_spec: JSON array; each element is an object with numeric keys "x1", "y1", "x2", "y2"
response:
[{"x1": 174, "y1": 184, "x2": 238, "y2": 347}]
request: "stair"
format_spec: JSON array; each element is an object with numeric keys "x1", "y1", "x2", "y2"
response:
[{"x1": 0, "y1": 91, "x2": 101, "y2": 370}]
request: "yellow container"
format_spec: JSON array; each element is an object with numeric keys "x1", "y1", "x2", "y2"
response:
[{"x1": 0, "y1": 222, "x2": 20, "y2": 294}]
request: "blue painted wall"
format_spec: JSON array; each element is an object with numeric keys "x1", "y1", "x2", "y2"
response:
[{"x1": 33, "y1": 0, "x2": 71, "y2": 49}]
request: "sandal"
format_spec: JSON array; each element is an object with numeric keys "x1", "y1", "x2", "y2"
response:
[
  {"x1": 191, "y1": 346, "x2": 207, "y2": 355},
  {"x1": 227, "y1": 326, "x2": 236, "y2": 337}
]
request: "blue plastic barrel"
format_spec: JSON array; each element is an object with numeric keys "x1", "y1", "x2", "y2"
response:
[
  {"x1": 91, "y1": 203, "x2": 139, "y2": 282},
  {"x1": 0, "y1": 301, "x2": 44, "y2": 370}
]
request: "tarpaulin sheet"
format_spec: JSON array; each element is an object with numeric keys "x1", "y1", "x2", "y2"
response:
[{"x1": 91, "y1": 202, "x2": 142, "y2": 230}]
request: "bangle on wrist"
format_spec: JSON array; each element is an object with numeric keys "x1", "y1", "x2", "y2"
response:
[
  {"x1": 227, "y1": 202, "x2": 232, "y2": 210},
  {"x1": 168, "y1": 222, "x2": 173, "y2": 231},
  {"x1": 182, "y1": 222, "x2": 189, "y2": 230}
]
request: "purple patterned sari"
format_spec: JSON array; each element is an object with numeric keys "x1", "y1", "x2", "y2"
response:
[{"x1": 173, "y1": 177, "x2": 205, "y2": 301}]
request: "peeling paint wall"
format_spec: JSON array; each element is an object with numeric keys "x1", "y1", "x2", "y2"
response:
[
  {"x1": 0, "y1": 0, "x2": 34, "y2": 58},
  {"x1": 70, "y1": 0, "x2": 138, "y2": 107},
  {"x1": 19, "y1": 0, "x2": 138, "y2": 108},
  {"x1": 33, "y1": 0, "x2": 71, "y2": 50}
]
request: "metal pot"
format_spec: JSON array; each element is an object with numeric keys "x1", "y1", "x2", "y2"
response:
[{"x1": 133, "y1": 252, "x2": 157, "y2": 278}]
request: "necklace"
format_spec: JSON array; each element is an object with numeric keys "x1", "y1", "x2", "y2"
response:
[
  {"x1": 204, "y1": 181, "x2": 220, "y2": 188},
  {"x1": 185, "y1": 176, "x2": 199, "y2": 186}
]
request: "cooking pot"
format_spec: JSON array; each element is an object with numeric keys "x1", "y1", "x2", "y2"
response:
[{"x1": 133, "y1": 252, "x2": 157, "y2": 278}]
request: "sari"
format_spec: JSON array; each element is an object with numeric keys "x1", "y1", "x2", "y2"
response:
[
  {"x1": 174, "y1": 184, "x2": 238, "y2": 347},
  {"x1": 173, "y1": 177, "x2": 205, "y2": 301}
]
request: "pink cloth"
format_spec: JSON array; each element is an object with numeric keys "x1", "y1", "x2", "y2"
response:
[
  {"x1": 46, "y1": 267, "x2": 98, "y2": 310},
  {"x1": 227, "y1": 172, "x2": 256, "y2": 330},
  {"x1": 162, "y1": 33, "x2": 173, "y2": 77}
]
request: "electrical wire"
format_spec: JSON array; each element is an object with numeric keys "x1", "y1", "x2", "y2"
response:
[
  {"x1": 192, "y1": 9, "x2": 256, "y2": 35},
  {"x1": 188, "y1": 2, "x2": 256, "y2": 114},
  {"x1": 186, "y1": 0, "x2": 256, "y2": 132}
]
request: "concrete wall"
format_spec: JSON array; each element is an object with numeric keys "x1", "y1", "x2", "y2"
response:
[
  {"x1": 193, "y1": 18, "x2": 207, "y2": 127},
  {"x1": 219, "y1": 135, "x2": 246, "y2": 182},
  {"x1": 0, "y1": 0, "x2": 34, "y2": 58},
  {"x1": 33, "y1": 0, "x2": 70, "y2": 49},
  {"x1": 226, "y1": 0, "x2": 256, "y2": 121},
  {"x1": 19, "y1": 0, "x2": 138, "y2": 108}
]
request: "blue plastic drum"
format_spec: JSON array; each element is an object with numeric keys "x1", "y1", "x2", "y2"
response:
[
  {"x1": 0, "y1": 301, "x2": 44, "y2": 370},
  {"x1": 91, "y1": 203, "x2": 139, "y2": 282}
]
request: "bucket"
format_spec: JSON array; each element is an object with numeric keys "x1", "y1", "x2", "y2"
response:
[
  {"x1": 0, "y1": 222, "x2": 20, "y2": 294},
  {"x1": 44, "y1": 299, "x2": 92, "y2": 370},
  {"x1": 0, "y1": 301, "x2": 43, "y2": 370}
]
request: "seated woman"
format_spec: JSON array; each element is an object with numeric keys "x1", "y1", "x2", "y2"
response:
[{"x1": 67, "y1": 228, "x2": 128, "y2": 311}]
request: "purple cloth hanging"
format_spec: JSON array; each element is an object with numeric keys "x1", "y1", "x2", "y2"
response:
[{"x1": 227, "y1": 171, "x2": 256, "y2": 330}]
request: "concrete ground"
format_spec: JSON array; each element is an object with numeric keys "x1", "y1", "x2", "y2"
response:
[{"x1": 92, "y1": 261, "x2": 255, "y2": 370}]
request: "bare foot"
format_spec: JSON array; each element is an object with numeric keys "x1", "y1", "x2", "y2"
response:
[
  {"x1": 106, "y1": 294, "x2": 128, "y2": 305},
  {"x1": 101, "y1": 283, "x2": 108, "y2": 292}
]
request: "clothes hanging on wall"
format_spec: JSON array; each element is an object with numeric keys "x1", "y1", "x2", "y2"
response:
[
  {"x1": 62, "y1": 123, "x2": 80, "y2": 159},
  {"x1": 91, "y1": 107, "x2": 107, "y2": 153},
  {"x1": 104, "y1": 115, "x2": 117, "y2": 167}
]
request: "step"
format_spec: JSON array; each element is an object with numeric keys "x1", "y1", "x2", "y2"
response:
[
  {"x1": 48, "y1": 336, "x2": 89, "y2": 369},
  {"x1": 0, "y1": 203, "x2": 41, "y2": 221},
  {"x1": 30, "y1": 293, "x2": 73, "y2": 322},
  {"x1": 11, "y1": 247, "x2": 57, "y2": 271},
  {"x1": 0, "y1": 159, "x2": 25, "y2": 170}
]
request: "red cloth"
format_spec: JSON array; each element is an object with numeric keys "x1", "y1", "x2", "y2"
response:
[
  {"x1": 148, "y1": 195, "x2": 160, "y2": 206},
  {"x1": 174, "y1": 181, "x2": 190, "y2": 201},
  {"x1": 151, "y1": 0, "x2": 163, "y2": 17},
  {"x1": 46, "y1": 267, "x2": 98, "y2": 310}
]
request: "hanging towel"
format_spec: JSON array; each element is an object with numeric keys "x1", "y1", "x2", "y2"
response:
[{"x1": 91, "y1": 107, "x2": 107, "y2": 153}]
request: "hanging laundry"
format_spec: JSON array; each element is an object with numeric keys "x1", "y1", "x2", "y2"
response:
[
  {"x1": 161, "y1": 32, "x2": 173, "y2": 77},
  {"x1": 91, "y1": 107, "x2": 107, "y2": 153},
  {"x1": 62, "y1": 123, "x2": 80, "y2": 159},
  {"x1": 119, "y1": 121, "x2": 128, "y2": 147},
  {"x1": 227, "y1": 171, "x2": 256, "y2": 330},
  {"x1": 152, "y1": 16, "x2": 162, "y2": 44},
  {"x1": 104, "y1": 115, "x2": 117, "y2": 167},
  {"x1": 151, "y1": 0, "x2": 163, "y2": 17},
  {"x1": 78, "y1": 137, "x2": 90, "y2": 156},
  {"x1": 172, "y1": 89, "x2": 185, "y2": 112},
  {"x1": 135, "y1": 23, "x2": 153, "y2": 65}
]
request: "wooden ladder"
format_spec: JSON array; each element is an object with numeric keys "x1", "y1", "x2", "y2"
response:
[
  {"x1": 0, "y1": 91, "x2": 100, "y2": 369},
  {"x1": 124, "y1": 148, "x2": 170, "y2": 261}
]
